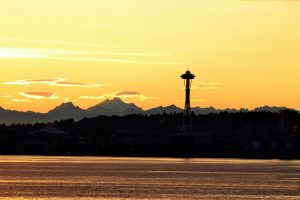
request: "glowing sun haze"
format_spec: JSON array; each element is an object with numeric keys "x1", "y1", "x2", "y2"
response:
[{"x1": 0, "y1": 0, "x2": 299, "y2": 112}]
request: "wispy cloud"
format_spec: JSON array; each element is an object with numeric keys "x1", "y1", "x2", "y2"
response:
[
  {"x1": 11, "y1": 99, "x2": 30, "y2": 102},
  {"x1": 19, "y1": 92, "x2": 59, "y2": 100},
  {"x1": 4, "y1": 78, "x2": 104, "y2": 88},
  {"x1": 47, "y1": 56, "x2": 182, "y2": 65},
  {"x1": 79, "y1": 91, "x2": 158, "y2": 102},
  {"x1": 0, "y1": 48, "x2": 171, "y2": 57},
  {"x1": 194, "y1": 82, "x2": 222, "y2": 90},
  {"x1": 0, "y1": 37, "x2": 117, "y2": 49},
  {"x1": 0, "y1": 48, "x2": 47, "y2": 58},
  {"x1": 114, "y1": 91, "x2": 140, "y2": 96},
  {"x1": 0, "y1": 95, "x2": 12, "y2": 98},
  {"x1": 79, "y1": 96, "x2": 105, "y2": 100},
  {"x1": 0, "y1": 47, "x2": 180, "y2": 65},
  {"x1": 64, "y1": 98, "x2": 77, "y2": 103}
]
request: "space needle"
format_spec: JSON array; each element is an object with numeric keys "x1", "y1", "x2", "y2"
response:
[{"x1": 180, "y1": 69, "x2": 195, "y2": 133}]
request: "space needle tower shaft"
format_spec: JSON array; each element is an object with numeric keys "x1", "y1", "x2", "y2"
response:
[{"x1": 181, "y1": 70, "x2": 195, "y2": 125}]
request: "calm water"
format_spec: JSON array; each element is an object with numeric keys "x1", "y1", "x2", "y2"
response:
[{"x1": 0, "y1": 156, "x2": 299, "y2": 199}]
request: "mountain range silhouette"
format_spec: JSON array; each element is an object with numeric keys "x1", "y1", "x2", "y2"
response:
[{"x1": 0, "y1": 97, "x2": 296, "y2": 124}]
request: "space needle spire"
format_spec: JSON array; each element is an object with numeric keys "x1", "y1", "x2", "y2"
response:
[{"x1": 180, "y1": 68, "x2": 195, "y2": 132}]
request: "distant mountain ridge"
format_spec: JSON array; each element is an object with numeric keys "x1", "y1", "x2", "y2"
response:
[
  {"x1": 0, "y1": 98, "x2": 297, "y2": 124},
  {"x1": 87, "y1": 98, "x2": 143, "y2": 117},
  {"x1": 47, "y1": 102, "x2": 85, "y2": 121},
  {"x1": 145, "y1": 105, "x2": 182, "y2": 115}
]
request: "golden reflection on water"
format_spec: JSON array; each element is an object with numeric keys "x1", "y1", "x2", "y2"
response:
[
  {"x1": 1, "y1": 156, "x2": 300, "y2": 164},
  {"x1": 0, "y1": 156, "x2": 299, "y2": 199}
]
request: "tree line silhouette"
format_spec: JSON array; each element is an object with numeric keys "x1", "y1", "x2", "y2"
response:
[{"x1": 0, "y1": 110, "x2": 299, "y2": 158}]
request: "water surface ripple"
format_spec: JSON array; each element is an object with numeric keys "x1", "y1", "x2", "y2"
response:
[{"x1": 0, "y1": 156, "x2": 299, "y2": 199}]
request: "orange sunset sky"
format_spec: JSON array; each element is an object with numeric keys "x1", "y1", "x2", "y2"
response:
[{"x1": 0, "y1": 0, "x2": 300, "y2": 112}]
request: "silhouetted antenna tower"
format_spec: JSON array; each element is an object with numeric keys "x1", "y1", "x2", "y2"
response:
[{"x1": 180, "y1": 69, "x2": 195, "y2": 132}]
